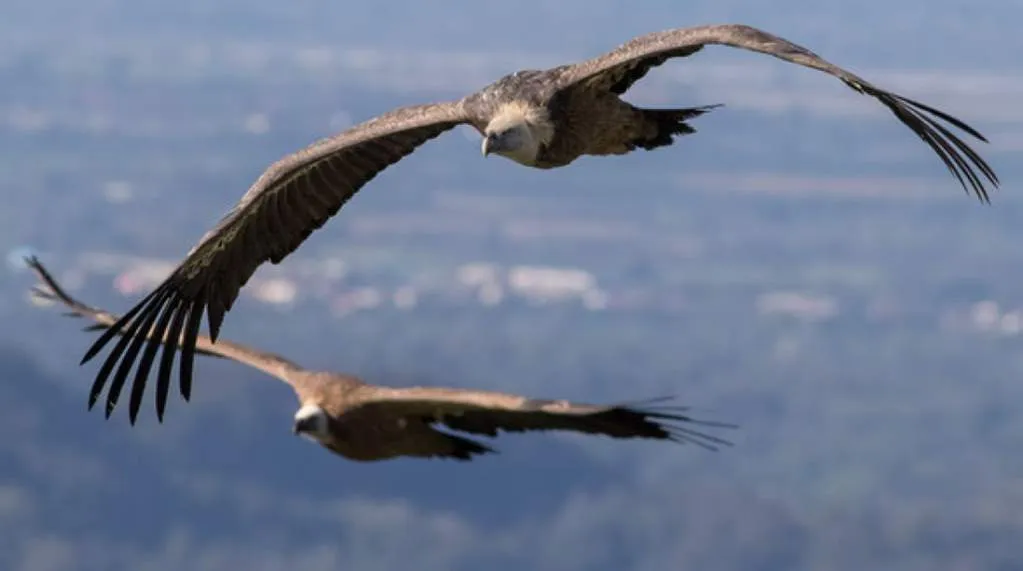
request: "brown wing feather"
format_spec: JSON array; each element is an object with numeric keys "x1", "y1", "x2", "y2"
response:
[
  {"x1": 78, "y1": 102, "x2": 472, "y2": 425},
  {"x1": 552, "y1": 23, "x2": 999, "y2": 201},
  {"x1": 26, "y1": 257, "x2": 224, "y2": 360},
  {"x1": 28, "y1": 256, "x2": 306, "y2": 421},
  {"x1": 348, "y1": 387, "x2": 736, "y2": 451},
  {"x1": 25, "y1": 256, "x2": 306, "y2": 422}
]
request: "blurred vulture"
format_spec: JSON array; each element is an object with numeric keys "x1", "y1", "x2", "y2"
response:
[
  {"x1": 78, "y1": 24, "x2": 1000, "y2": 420},
  {"x1": 29, "y1": 257, "x2": 734, "y2": 461}
]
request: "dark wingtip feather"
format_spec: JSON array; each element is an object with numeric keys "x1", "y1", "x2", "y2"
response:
[
  {"x1": 156, "y1": 300, "x2": 189, "y2": 423},
  {"x1": 26, "y1": 256, "x2": 214, "y2": 423},
  {"x1": 29, "y1": 286, "x2": 52, "y2": 299},
  {"x1": 81, "y1": 320, "x2": 119, "y2": 365},
  {"x1": 892, "y1": 91, "x2": 991, "y2": 142},
  {"x1": 90, "y1": 309, "x2": 145, "y2": 412},
  {"x1": 848, "y1": 81, "x2": 1000, "y2": 204},
  {"x1": 656, "y1": 414, "x2": 738, "y2": 451},
  {"x1": 23, "y1": 255, "x2": 42, "y2": 273},
  {"x1": 605, "y1": 402, "x2": 739, "y2": 451},
  {"x1": 105, "y1": 291, "x2": 168, "y2": 422},
  {"x1": 179, "y1": 296, "x2": 206, "y2": 402},
  {"x1": 207, "y1": 306, "x2": 222, "y2": 343},
  {"x1": 80, "y1": 294, "x2": 151, "y2": 366},
  {"x1": 129, "y1": 298, "x2": 179, "y2": 426}
]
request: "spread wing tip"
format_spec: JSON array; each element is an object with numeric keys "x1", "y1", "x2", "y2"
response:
[
  {"x1": 26, "y1": 256, "x2": 195, "y2": 424},
  {"x1": 79, "y1": 284, "x2": 198, "y2": 425},
  {"x1": 847, "y1": 82, "x2": 1000, "y2": 204},
  {"x1": 622, "y1": 403, "x2": 739, "y2": 451}
]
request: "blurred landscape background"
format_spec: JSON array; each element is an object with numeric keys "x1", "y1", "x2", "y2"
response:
[{"x1": 2, "y1": 1, "x2": 1022, "y2": 570}]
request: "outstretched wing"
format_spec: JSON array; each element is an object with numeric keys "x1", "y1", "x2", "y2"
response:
[
  {"x1": 349, "y1": 386, "x2": 736, "y2": 451},
  {"x1": 27, "y1": 257, "x2": 304, "y2": 422},
  {"x1": 79, "y1": 101, "x2": 474, "y2": 424},
  {"x1": 551, "y1": 23, "x2": 999, "y2": 201}
]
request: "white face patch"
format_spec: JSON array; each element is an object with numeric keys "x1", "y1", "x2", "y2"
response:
[
  {"x1": 485, "y1": 125, "x2": 539, "y2": 166},
  {"x1": 293, "y1": 404, "x2": 330, "y2": 442},
  {"x1": 482, "y1": 102, "x2": 553, "y2": 167},
  {"x1": 294, "y1": 403, "x2": 324, "y2": 421}
]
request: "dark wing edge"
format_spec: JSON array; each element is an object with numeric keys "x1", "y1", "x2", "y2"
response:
[
  {"x1": 26, "y1": 256, "x2": 224, "y2": 360},
  {"x1": 78, "y1": 101, "x2": 472, "y2": 426},
  {"x1": 444, "y1": 397, "x2": 737, "y2": 452},
  {"x1": 552, "y1": 23, "x2": 999, "y2": 202},
  {"x1": 357, "y1": 390, "x2": 737, "y2": 452},
  {"x1": 26, "y1": 256, "x2": 304, "y2": 420},
  {"x1": 423, "y1": 431, "x2": 499, "y2": 462}
]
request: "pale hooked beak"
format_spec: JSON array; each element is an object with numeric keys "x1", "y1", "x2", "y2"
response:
[{"x1": 481, "y1": 134, "x2": 498, "y2": 157}]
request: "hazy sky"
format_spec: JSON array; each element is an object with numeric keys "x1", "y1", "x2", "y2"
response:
[{"x1": 3, "y1": 2, "x2": 1020, "y2": 570}]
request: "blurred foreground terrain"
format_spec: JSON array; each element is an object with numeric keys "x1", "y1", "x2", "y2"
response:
[{"x1": 1, "y1": 1, "x2": 1022, "y2": 570}]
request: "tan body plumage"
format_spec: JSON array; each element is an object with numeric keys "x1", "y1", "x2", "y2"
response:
[
  {"x1": 28, "y1": 258, "x2": 733, "y2": 462},
  {"x1": 74, "y1": 24, "x2": 1000, "y2": 424}
]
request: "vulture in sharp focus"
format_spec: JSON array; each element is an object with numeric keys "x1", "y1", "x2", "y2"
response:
[
  {"x1": 29, "y1": 257, "x2": 734, "y2": 461},
  {"x1": 79, "y1": 24, "x2": 1000, "y2": 422}
]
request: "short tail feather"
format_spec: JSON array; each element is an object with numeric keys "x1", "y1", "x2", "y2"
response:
[{"x1": 635, "y1": 104, "x2": 722, "y2": 150}]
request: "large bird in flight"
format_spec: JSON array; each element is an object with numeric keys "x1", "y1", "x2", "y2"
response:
[
  {"x1": 29, "y1": 258, "x2": 733, "y2": 460},
  {"x1": 80, "y1": 24, "x2": 1000, "y2": 423}
]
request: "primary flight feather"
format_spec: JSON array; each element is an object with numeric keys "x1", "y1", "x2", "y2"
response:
[
  {"x1": 80, "y1": 24, "x2": 1000, "y2": 423},
  {"x1": 30, "y1": 257, "x2": 734, "y2": 461}
]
